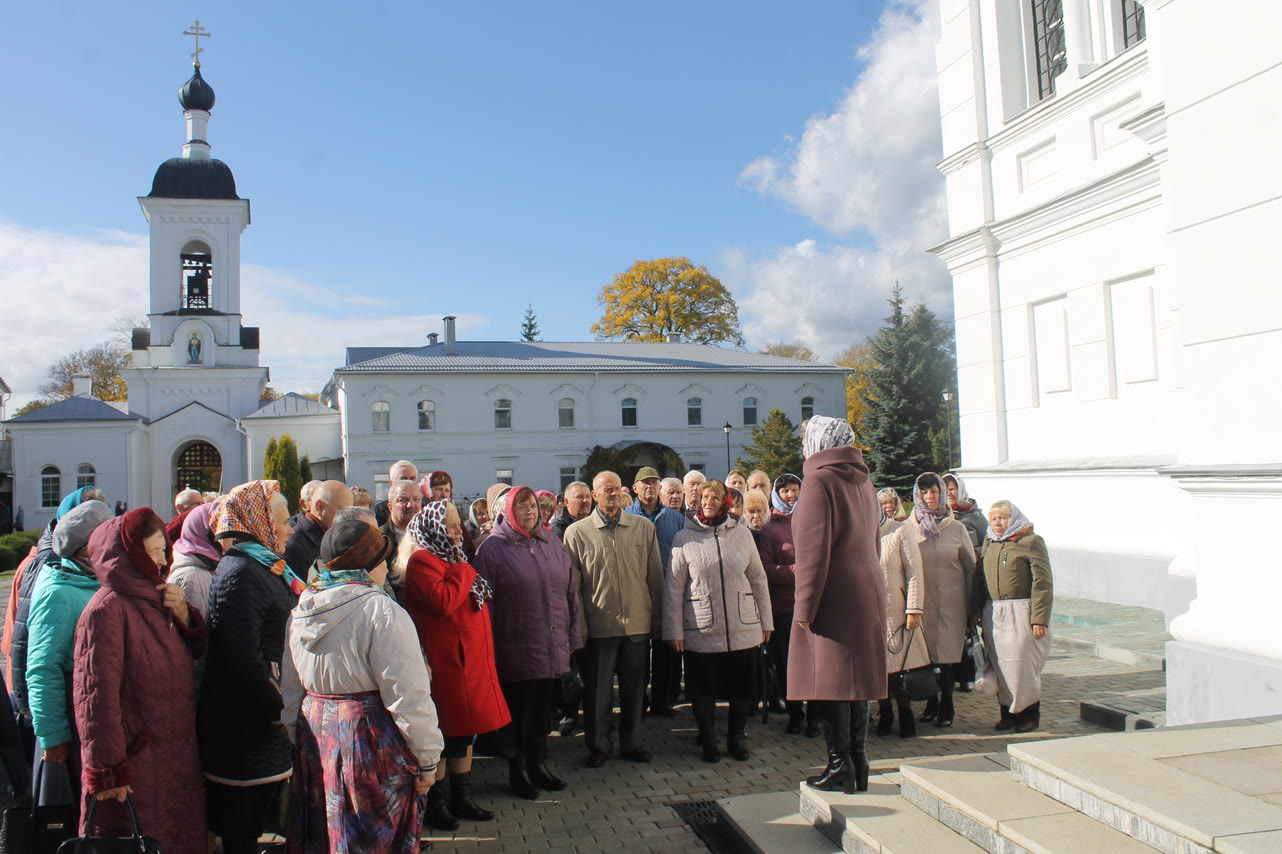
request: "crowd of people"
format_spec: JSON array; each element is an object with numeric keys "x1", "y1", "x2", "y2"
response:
[{"x1": 0, "y1": 415, "x2": 1053, "y2": 853}]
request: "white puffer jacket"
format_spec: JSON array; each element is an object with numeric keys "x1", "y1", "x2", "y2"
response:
[{"x1": 665, "y1": 514, "x2": 773, "y2": 653}]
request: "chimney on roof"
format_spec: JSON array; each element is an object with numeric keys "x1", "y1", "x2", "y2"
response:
[
  {"x1": 443, "y1": 316, "x2": 457, "y2": 355},
  {"x1": 666, "y1": 333, "x2": 681, "y2": 343},
  {"x1": 427, "y1": 332, "x2": 439, "y2": 346},
  {"x1": 71, "y1": 373, "x2": 93, "y2": 398}
]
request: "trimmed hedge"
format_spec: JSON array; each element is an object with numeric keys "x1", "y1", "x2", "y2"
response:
[{"x1": 0, "y1": 530, "x2": 41, "y2": 574}]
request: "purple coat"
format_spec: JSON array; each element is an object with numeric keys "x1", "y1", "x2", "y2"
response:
[
  {"x1": 474, "y1": 520, "x2": 583, "y2": 683},
  {"x1": 758, "y1": 512, "x2": 796, "y2": 616}
]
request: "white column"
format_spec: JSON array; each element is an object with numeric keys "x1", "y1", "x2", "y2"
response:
[
  {"x1": 182, "y1": 110, "x2": 211, "y2": 160},
  {"x1": 1059, "y1": 0, "x2": 1100, "y2": 89}
]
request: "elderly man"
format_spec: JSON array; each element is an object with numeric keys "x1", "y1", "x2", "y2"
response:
[
  {"x1": 625, "y1": 467, "x2": 685, "y2": 717},
  {"x1": 374, "y1": 460, "x2": 418, "y2": 526},
  {"x1": 659, "y1": 478, "x2": 683, "y2": 511},
  {"x1": 379, "y1": 478, "x2": 422, "y2": 555},
  {"x1": 563, "y1": 471, "x2": 664, "y2": 768},
  {"x1": 284, "y1": 480, "x2": 353, "y2": 577},
  {"x1": 747, "y1": 470, "x2": 771, "y2": 495},
  {"x1": 682, "y1": 470, "x2": 706, "y2": 518},
  {"x1": 289, "y1": 480, "x2": 323, "y2": 530},
  {"x1": 551, "y1": 481, "x2": 592, "y2": 540},
  {"x1": 166, "y1": 488, "x2": 205, "y2": 542}
]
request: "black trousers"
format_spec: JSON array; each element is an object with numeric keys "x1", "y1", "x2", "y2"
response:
[
  {"x1": 499, "y1": 678, "x2": 555, "y2": 758},
  {"x1": 649, "y1": 640, "x2": 682, "y2": 710},
  {"x1": 768, "y1": 611, "x2": 805, "y2": 719},
  {"x1": 583, "y1": 635, "x2": 649, "y2": 754}
]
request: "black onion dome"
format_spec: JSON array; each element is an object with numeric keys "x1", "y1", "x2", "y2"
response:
[
  {"x1": 178, "y1": 66, "x2": 216, "y2": 111},
  {"x1": 147, "y1": 158, "x2": 239, "y2": 199}
]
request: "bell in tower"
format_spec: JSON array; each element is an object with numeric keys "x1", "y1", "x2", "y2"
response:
[{"x1": 181, "y1": 244, "x2": 213, "y2": 310}]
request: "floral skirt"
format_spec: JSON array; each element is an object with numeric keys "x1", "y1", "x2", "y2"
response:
[{"x1": 287, "y1": 691, "x2": 423, "y2": 854}]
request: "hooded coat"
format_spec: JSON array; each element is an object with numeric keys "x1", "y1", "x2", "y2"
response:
[
  {"x1": 74, "y1": 510, "x2": 207, "y2": 854},
  {"x1": 786, "y1": 446, "x2": 887, "y2": 701}
]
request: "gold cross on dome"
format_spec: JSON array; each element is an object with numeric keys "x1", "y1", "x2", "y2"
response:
[{"x1": 183, "y1": 20, "x2": 212, "y2": 67}]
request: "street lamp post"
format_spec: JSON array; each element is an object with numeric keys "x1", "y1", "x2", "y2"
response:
[
  {"x1": 723, "y1": 422, "x2": 733, "y2": 474},
  {"x1": 941, "y1": 391, "x2": 955, "y2": 471}
]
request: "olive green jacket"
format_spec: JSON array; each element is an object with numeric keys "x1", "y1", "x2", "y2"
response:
[{"x1": 980, "y1": 532, "x2": 1053, "y2": 627}]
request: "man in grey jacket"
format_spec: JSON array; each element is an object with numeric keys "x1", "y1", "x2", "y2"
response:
[{"x1": 563, "y1": 471, "x2": 664, "y2": 768}]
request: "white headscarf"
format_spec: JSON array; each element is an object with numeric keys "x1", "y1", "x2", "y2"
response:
[
  {"x1": 986, "y1": 501, "x2": 1033, "y2": 542},
  {"x1": 802, "y1": 415, "x2": 855, "y2": 459}
]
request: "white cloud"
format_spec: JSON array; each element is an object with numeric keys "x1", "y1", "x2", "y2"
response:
[
  {"x1": 0, "y1": 222, "x2": 487, "y2": 411},
  {"x1": 734, "y1": 0, "x2": 951, "y2": 356}
]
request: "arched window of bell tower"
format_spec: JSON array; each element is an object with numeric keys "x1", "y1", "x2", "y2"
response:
[{"x1": 180, "y1": 239, "x2": 213, "y2": 311}]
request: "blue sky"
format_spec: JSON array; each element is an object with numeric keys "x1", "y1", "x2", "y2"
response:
[{"x1": 0, "y1": 1, "x2": 948, "y2": 406}]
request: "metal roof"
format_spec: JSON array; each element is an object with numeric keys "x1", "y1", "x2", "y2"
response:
[
  {"x1": 4, "y1": 395, "x2": 143, "y2": 424},
  {"x1": 243, "y1": 392, "x2": 338, "y2": 419},
  {"x1": 339, "y1": 341, "x2": 845, "y2": 374}
]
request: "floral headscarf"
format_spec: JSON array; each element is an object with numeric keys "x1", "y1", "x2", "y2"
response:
[
  {"x1": 770, "y1": 473, "x2": 802, "y2": 515},
  {"x1": 694, "y1": 481, "x2": 733, "y2": 528},
  {"x1": 912, "y1": 472, "x2": 953, "y2": 542},
  {"x1": 210, "y1": 480, "x2": 284, "y2": 552},
  {"x1": 802, "y1": 415, "x2": 855, "y2": 458},
  {"x1": 987, "y1": 502, "x2": 1033, "y2": 542},
  {"x1": 485, "y1": 483, "x2": 512, "y2": 526},
  {"x1": 876, "y1": 487, "x2": 906, "y2": 523},
  {"x1": 408, "y1": 501, "x2": 467, "y2": 564},
  {"x1": 174, "y1": 501, "x2": 221, "y2": 565}
]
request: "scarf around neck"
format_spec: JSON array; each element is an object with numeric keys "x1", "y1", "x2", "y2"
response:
[
  {"x1": 912, "y1": 473, "x2": 952, "y2": 542},
  {"x1": 233, "y1": 541, "x2": 306, "y2": 597}
]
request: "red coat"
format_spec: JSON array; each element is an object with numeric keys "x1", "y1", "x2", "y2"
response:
[{"x1": 401, "y1": 551, "x2": 510, "y2": 737}]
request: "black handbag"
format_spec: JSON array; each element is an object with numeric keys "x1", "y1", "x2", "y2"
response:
[
  {"x1": 56, "y1": 795, "x2": 161, "y2": 854},
  {"x1": 0, "y1": 760, "x2": 78, "y2": 854},
  {"x1": 891, "y1": 629, "x2": 939, "y2": 702},
  {"x1": 554, "y1": 666, "x2": 585, "y2": 709},
  {"x1": 757, "y1": 644, "x2": 782, "y2": 723}
]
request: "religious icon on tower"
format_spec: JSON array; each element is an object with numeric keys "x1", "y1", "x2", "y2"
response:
[{"x1": 188, "y1": 333, "x2": 202, "y2": 364}]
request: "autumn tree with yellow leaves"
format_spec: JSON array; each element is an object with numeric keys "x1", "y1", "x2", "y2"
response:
[{"x1": 592, "y1": 257, "x2": 745, "y2": 346}]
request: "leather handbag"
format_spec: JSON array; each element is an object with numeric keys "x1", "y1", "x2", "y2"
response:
[
  {"x1": 0, "y1": 760, "x2": 78, "y2": 854},
  {"x1": 55, "y1": 795, "x2": 161, "y2": 854},
  {"x1": 891, "y1": 629, "x2": 939, "y2": 702},
  {"x1": 554, "y1": 666, "x2": 585, "y2": 709}
]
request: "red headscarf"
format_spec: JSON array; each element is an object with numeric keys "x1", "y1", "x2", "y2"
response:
[
  {"x1": 504, "y1": 486, "x2": 538, "y2": 538},
  {"x1": 119, "y1": 507, "x2": 170, "y2": 584}
]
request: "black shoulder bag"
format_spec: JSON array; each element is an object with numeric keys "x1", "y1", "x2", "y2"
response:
[{"x1": 56, "y1": 795, "x2": 161, "y2": 854}]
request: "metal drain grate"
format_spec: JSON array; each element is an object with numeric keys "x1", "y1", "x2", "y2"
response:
[{"x1": 671, "y1": 800, "x2": 754, "y2": 854}]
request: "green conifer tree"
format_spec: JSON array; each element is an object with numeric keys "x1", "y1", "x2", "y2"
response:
[
  {"x1": 276, "y1": 435, "x2": 302, "y2": 514},
  {"x1": 263, "y1": 437, "x2": 281, "y2": 482},
  {"x1": 736, "y1": 409, "x2": 803, "y2": 479},
  {"x1": 520, "y1": 304, "x2": 541, "y2": 342},
  {"x1": 299, "y1": 455, "x2": 314, "y2": 485}
]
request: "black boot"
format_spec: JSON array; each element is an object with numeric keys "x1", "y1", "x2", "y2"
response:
[
  {"x1": 805, "y1": 702, "x2": 854, "y2": 794},
  {"x1": 803, "y1": 702, "x2": 821, "y2": 737},
  {"x1": 995, "y1": 704, "x2": 1015, "y2": 731},
  {"x1": 692, "y1": 697, "x2": 720, "y2": 763},
  {"x1": 508, "y1": 756, "x2": 540, "y2": 800},
  {"x1": 425, "y1": 775, "x2": 459, "y2": 831},
  {"x1": 919, "y1": 693, "x2": 938, "y2": 722},
  {"x1": 448, "y1": 772, "x2": 495, "y2": 822},
  {"x1": 526, "y1": 736, "x2": 567, "y2": 792},
  {"x1": 1014, "y1": 702, "x2": 1041, "y2": 733},
  {"x1": 897, "y1": 699, "x2": 916, "y2": 738},
  {"x1": 876, "y1": 700, "x2": 894, "y2": 736},
  {"x1": 727, "y1": 700, "x2": 751, "y2": 761},
  {"x1": 936, "y1": 693, "x2": 955, "y2": 728},
  {"x1": 850, "y1": 700, "x2": 870, "y2": 792}
]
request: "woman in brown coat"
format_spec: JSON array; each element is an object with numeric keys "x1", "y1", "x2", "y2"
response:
[{"x1": 788, "y1": 417, "x2": 886, "y2": 794}]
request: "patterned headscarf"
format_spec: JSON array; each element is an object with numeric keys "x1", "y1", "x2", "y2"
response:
[
  {"x1": 408, "y1": 501, "x2": 466, "y2": 564},
  {"x1": 987, "y1": 502, "x2": 1033, "y2": 542},
  {"x1": 174, "y1": 501, "x2": 221, "y2": 565},
  {"x1": 694, "y1": 481, "x2": 733, "y2": 528},
  {"x1": 770, "y1": 473, "x2": 802, "y2": 515},
  {"x1": 912, "y1": 472, "x2": 953, "y2": 542},
  {"x1": 802, "y1": 415, "x2": 855, "y2": 458},
  {"x1": 210, "y1": 480, "x2": 284, "y2": 552}
]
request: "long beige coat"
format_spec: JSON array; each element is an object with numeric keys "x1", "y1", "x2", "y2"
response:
[
  {"x1": 880, "y1": 527, "x2": 931, "y2": 674},
  {"x1": 883, "y1": 513, "x2": 977, "y2": 665}
]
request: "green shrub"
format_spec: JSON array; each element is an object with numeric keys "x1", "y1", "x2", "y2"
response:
[{"x1": 0, "y1": 529, "x2": 42, "y2": 573}]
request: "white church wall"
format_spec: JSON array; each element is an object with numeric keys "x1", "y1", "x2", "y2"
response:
[
  {"x1": 243, "y1": 414, "x2": 343, "y2": 481},
  {"x1": 8, "y1": 421, "x2": 136, "y2": 531}
]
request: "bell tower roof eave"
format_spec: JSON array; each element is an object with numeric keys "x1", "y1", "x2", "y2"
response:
[{"x1": 138, "y1": 194, "x2": 251, "y2": 225}]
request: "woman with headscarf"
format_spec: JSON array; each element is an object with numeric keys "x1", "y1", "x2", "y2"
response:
[
  {"x1": 758, "y1": 473, "x2": 808, "y2": 734},
  {"x1": 788, "y1": 417, "x2": 885, "y2": 794},
  {"x1": 281, "y1": 520, "x2": 443, "y2": 854},
  {"x1": 199, "y1": 481, "x2": 303, "y2": 854},
  {"x1": 943, "y1": 473, "x2": 985, "y2": 554},
  {"x1": 876, "y1": 487, "x2": 907, "y2": 540},
  {"x1": 465, "y1": 498, "x2": 491, "y2": 542},
  {"x1": 666, "y1": 481, "x2": 772, "y2": 763},
  {"x1": 474, "y1": 487, "x2": 582, "y2": 798},
  {"x1": 876, "y1": 487, "x2": 930, "y2": 739},
  {"x1": 980, "y1": 501, "x2": 1052, "y2": 733},
  {"x1": 882, "y1": 473, "x2": 978, "y2": 729},
  {"x1": 168, "y1": 502, "x2": 221, "y2": 618},
  {"x1": 396, "y1": 500, "x2": 509, "y2": 826},
  {"x1": 534, "y1": 490, "x2": 557, "y2": 529},
  {"x1": 74, "y1": 508, "x2": 207, "y2": 854}
]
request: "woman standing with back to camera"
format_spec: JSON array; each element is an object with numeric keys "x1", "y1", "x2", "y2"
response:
[{"x1": 788, "y1": 417, "x2": 886, "y2": 794}]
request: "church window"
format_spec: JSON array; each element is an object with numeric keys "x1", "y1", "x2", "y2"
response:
[
  {"x1": 41, "y1": 466, "x2": 61, "y2": 508},
  {"x1": 742, "y1": 397, "x2": 758, "y2": 426},
  {"x1": 560, "y1": 466, "x2": 577, "y2": 490},
  {"x1": 180, "y1": 240, "x2": 213, "y2": 311},
  {"x1": 417, "y1": 400, "x2": 436, "y2": 431},
  {"x1": 1121, "y1": 0, "x2": 1146, "y2": 48},
  {"x1": 1031, "y1": 0, "x2": 1066, "y2": 100},
  {"x1": 372, "y1": 401, "x2": 390, "y2": 433},
  {"x1": 175, "y1": 442, "x2": 222, "y2": 495},
  {"x1": 76, "y1": 463, "x2": 96, "y2": 490},
  {"x1": 494, "y1": 399, "x2": 512, "y2": 430},
  {"x1": 495, "y1": 468, "x2": 514, "y2": 485},
  {"x1": 621, "y1": 398, "x2": 638, "y2": 428},
  {"x1": 558, "y1": 398, "x2": 575, "y2": 429},
  {"x1": 687, "y1": 397, "x2": 703, "y2": 427},
  {"x1": 801, "y1": 396, "x2": 815, "y2": 422}
]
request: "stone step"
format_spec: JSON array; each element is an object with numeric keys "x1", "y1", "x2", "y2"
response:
[
  {"x1": 799, "y1": 776, "x2": 986, "y2": 854},
  {"x1": 898, "y1": 753, "x2": 1158, "y2": 854},
  {"x1": 718, "y1": 791, "x2": 843, "y2": 854},
  {"x1": 1009, "y1": 718, "x2": 1282, "y2": 854}
]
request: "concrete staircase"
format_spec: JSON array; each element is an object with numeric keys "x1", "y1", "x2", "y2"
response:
[{"x1": 720, "y1": 716, "x2": 1282, "y2": 854}]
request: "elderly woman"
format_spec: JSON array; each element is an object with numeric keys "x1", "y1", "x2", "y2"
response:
[
  {"x1": 725, "y1": 470, "x2": 748, "y2": 494},
  {"x1": 742, "y1": 489, "x2": 769, "y2": 537},
  {"x1": 943, "y1": 473, "x2": 986, "y2": 554},
  {"x1": 747, "y1": 470, "x2": 771, "y2": 495},
  {"x1": 168, "y1": 502, "x2": 221, "y2": 617},
  {"x1": 666, "y1": 481, "x2": 772, "y2": 763},
  {"x1": 475, "y1": 487, "x2": 583, "y2": 797},
  {"x1": 75, "y1": 508, "x2": 206, "y2": 854},
  {"x1": 876, "y1": 487, "x2": 907, "y2": 539},
  {"x1": 200, "y1": 481, "x2": 304, "y2": 854},
  {"x1": 534, "y1": 490, "x2": 558, "y2": 529},
  {"x1": 465, "y1": 498, "x2": 490, "y2": 541},
  {"x1": 981, "y1": 501, "x2": 1052, "y2": 733},
  {"x1": 789, "y1": 417, "x2": 885, "y2": 794},
  {"x1": 758, "y1": 473, "x2": 807, "y2": 735},
  {"x1": 282, "y1": 520, "x2": 443, "y2": 853},
  {"x1": 397, "y1": 501, "x2": 509, "y2": 824},
  {"x1": 876, "y1": 493, "x2": 930, "y2": 739},
  {"x1": 883, "y1": 473, "x2": 977, "y2": 729}
]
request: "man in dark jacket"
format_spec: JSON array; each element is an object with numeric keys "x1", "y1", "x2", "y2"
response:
[
  {"x1": 373, "y1": 460, "x2": 418, "y2": 527},
  {"x1": 284, "y1": 481, "x2": 352, "y2": 578},
  {"x1": 550, "y1": 481, "x2": 592, "y2": 541}
]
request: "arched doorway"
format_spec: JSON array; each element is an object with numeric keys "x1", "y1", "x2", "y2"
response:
[{"x1": 175, "y1": 441, "x2": 222, "y2": 495}]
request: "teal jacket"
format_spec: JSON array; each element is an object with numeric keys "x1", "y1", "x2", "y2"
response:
[{"x1": 27, "y1": 559, "x2": 101, "y2": 748}]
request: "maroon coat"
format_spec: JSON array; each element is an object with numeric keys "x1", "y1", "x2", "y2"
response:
[
  {"x1": 758, "y1": 512, "x2": 796, "y2": 615},
  {"x1": 787, "y1": 447, "x2": 887, "y2": 702},
  {"x1": 401, "y1": 550, "x2": 510, "y2": 737},
  {"x1": 75, "y1": 509, "x2": 206, "y2": 854}
]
